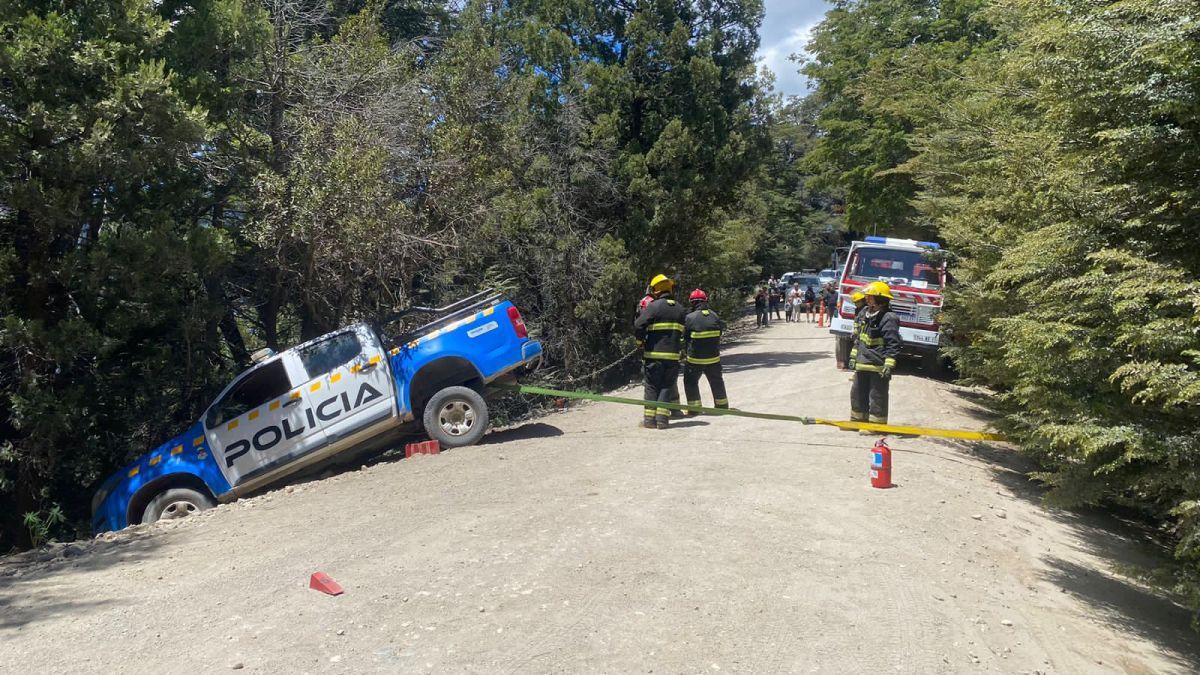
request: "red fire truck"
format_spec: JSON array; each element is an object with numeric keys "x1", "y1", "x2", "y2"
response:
[{"x1": 830, "y1": 236, "x2": 947, "y2": 373}]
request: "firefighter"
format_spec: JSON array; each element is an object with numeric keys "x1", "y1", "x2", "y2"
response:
[
  {"x1": 682, "y1": 289, "x2": 729, "y2": 415},
  {"x1": 637, "y1": 282, "x2": 683, "y2": 415},
  {"x1": 850, "y1": 282, "x2": 901, "y2": 424},
  {"x1": 634, "y1": 274, "x2": 687, "y2": 429},
  {"x1": 844, "y1": 290, "x2": 868, "y2": 369}
]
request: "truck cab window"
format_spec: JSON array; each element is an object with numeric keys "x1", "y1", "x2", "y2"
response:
[
  {"x1": 297, "y1": 332, "x2": 362, "y2": 379},
  {"x1": 206, "y1": 360, "x2": 292, "y2": 428}
]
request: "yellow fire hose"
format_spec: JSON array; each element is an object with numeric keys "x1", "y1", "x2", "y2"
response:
[{"x1": 495, "y1": 383, "x2": 1006, "y2": 442}]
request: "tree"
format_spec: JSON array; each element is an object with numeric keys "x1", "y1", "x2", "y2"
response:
[
  {"x1": 801, "y1": 0, "x2": 993, "y2": 237},
  {"x1": 0, "y1": 0, "x2": 227, "y2": 548},
  {"x1": 243, "y1": 7, "x2": 440, "y2": 340},
  {"x1": 751, "y1": 95, "x2": 843, "y2": 276},
  {"x1": 899, "y1": 0, "x2": 1200, "y2": 610}
]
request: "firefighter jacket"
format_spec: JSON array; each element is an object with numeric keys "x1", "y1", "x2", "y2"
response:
[
  {"x1": 848, "y1": 306, "x2": 864, "y2": 369},
  {"x1": 683, "y1": 305, "x2": 724, "y2": 365},
  {"x1": 634, "y1": 296, "x2": 687, "y2": 361},
  {"x1": 851, "y1": 307, "x2": 902, "y2": 373}
]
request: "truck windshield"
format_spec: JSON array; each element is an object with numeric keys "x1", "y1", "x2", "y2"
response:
[
  {"x1": 847, "y1": 248, "x2": 942, "y2": 289},
  {"x1": 297, "y1": 332, "x2": 362, "y2": 380},
  {"x1": 206, "y1": 360, "x2": 292, "y2": 428}
]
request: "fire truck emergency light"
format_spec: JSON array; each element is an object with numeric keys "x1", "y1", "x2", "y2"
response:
[{"x1": 864, "y1": 235, "x2": 940, "y2": 249}]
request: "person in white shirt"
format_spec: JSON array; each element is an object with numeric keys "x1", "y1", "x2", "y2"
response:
[{"x1": 787, "y1": 284, "x2": 802, "y2": 323}]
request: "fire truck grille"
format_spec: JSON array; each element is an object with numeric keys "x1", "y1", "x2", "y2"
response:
[{"x1": 892, "y1": 300, "x2": 935, "y2": 325}]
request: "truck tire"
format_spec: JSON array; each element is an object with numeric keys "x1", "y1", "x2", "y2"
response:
[
  {"x1": 423, "y1": 385, "x2": 489, "y2": 448},
  {"x1": 142, "y1": 487, "x2": 215, "y2": 524},
  {"x1": 835, "y1": 337, "x2": 853, "y2": 368},
  {"x1": 922, "y1": 350, "x2": 946, "y2": 378}
]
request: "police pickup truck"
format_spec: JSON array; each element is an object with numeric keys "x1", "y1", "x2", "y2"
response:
[{"x1": 91, "y1": 291, "x2": 542, "y2": 533}]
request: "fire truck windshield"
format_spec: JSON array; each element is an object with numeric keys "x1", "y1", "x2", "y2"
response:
[{"x1": 847, "y1": 247, "x2": 942, "y2": 289}]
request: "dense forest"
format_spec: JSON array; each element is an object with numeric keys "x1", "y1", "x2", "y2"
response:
[
  {"x1": 0, "y1": 0, "x2": 836, "y2": 550},
  {"x1": 3, "y1": 0, "x2": 1200, "y2": 615},
  {"x1": 803, "y1": 0, "x2": 1200, "y2": 609}
]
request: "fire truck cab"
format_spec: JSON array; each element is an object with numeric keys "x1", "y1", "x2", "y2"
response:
[{"x1": 830, "y1": 236, "x2": 947, "y2": 373}]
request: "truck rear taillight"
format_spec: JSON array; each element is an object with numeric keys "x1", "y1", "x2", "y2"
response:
[{"x1": 507, "y1": 306, "x2": 528, "y2": 339}]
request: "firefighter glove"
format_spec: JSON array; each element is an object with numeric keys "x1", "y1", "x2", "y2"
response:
[{"x1": 881, "y1": 358, "x2": 896, "y2": 379}]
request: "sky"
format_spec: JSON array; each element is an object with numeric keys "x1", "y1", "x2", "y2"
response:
[{"x1": 756, "y1": 0, "x2": 830, "y2": 99}]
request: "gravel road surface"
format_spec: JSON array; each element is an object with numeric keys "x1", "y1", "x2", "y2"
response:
[{"x1": 3, "y1": 320, "x2": 1198, "y2": 673}]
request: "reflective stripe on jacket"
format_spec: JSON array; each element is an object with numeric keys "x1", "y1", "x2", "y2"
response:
[
  {"x1": 852, "y1": 308, "x2": 901, "y2": 372},
  {"x1": 684, "y1": 305, "x2": 724, "y2": 365},
  {"x1": 634, "y1": 296, "x2": 687, "y2": 360}
]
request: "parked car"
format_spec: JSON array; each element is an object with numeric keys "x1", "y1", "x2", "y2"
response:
[
  {"x1": 817, "y1": 268, "x2": 839, "y2": 287},
  {"x1": 91, "y1": 291, "x2": 542, "y2": 533}
]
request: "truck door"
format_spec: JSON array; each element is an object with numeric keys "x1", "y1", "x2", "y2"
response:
[
  {"x1": 204, "y1": 355, "x2": 328, "y2": 488},
  {"x1": 294, "y1": 325, "x2": 395, "y2": 444}
]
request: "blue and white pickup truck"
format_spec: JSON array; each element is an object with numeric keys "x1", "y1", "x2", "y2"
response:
[{"x1": 92, "y1": 291, "x2": 542, "y2": 533}]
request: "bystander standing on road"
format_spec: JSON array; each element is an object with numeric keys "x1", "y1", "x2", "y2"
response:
[
  {"x1": 754, "y1": 287, "x2": 769, "y2": 328},
  {"x1": 770, "y1": 285, "x2": 784, "y2": 321},
  {"x1": 821, "y1": 282, "x2": 838, "y2": 324}
]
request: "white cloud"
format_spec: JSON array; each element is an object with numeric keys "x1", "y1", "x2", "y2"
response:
[
  {"x1": 756, "y1": 20, "x2": 819, "y2": 99},
  {"x1": 756, "y1": 0, "x2": 829, "y2": 99}
]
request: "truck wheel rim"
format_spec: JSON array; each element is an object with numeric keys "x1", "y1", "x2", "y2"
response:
[
  {"x1": 439, "y1": 400, "x2": 475, "y2": 436},
  {"x1": 161, "y1": 500, "x2": 199, "y2": 520}
]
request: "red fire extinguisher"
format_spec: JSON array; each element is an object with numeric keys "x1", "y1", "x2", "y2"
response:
[{"x1": 870, "y1": 438, "x2": 892, "y2": 489}]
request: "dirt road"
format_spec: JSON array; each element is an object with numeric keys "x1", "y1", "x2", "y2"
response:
[{"x1": 3, "y1": 319, "x2": 1198, "y2": 673}]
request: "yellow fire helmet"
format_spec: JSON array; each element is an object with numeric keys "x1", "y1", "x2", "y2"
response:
[
  {"x1": 864, "y1": 281, "x2": 894, "y2": 299},
  {"x1": 851, "y1": 290, "x2": 866, "y2": 303},
  {"x1": 649, "y1": 273, "x2": 674, "y2": 293}
]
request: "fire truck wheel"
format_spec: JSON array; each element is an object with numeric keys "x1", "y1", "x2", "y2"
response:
[
  {"x1": 835, "y1": 337, "x2": 853, "y2": 368},
  {"x1": 922, "y1": 350, "x2": 946, "y2": 377},
  {"x1": 142, "y1": 487, "x2": 215, "y2": 524},
  {"x1": 423, "y1": 386, "x2": 489, "y2": 448}
]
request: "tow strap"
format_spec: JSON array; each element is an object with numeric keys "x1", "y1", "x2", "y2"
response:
[{"x1": 495, "y1": 383, "x2": 1006, "y2": 442}]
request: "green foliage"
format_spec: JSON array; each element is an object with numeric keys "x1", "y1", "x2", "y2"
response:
[
  {"x1": 751, "y1": 96, "x2": 844, "y2": 275},
  {"x1": 23, "y1": 505, "x2": 65, "y2": 548},
  {"x1": 0, "y1": 0, "x2": 231, "y2": 549},
  {"x1": 802, "y1": 0, "x2": 994, "y2": 237},
  {"x1": 0, "y1": 0, "x2": 793, "y2": 550},
  {"x1": 805, "y1": 0, "x2": 1200, "y2": 612},
  {"x1": 420, "y1": 0, "x2": 777, "y2": 373}
]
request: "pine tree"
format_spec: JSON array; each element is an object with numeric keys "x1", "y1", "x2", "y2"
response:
[{"x1": 0, "y1": 0, "x2": 225, "y2": 547}]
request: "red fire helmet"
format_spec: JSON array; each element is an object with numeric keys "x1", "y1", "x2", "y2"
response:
[{"x1": 689, "y1": 288, "x2": 708, "y2": 303}]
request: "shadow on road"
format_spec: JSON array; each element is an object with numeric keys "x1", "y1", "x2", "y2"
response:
[
  {"x1": 939, "y1": 439, "x2": 1200, "y2": 667},
  {"x1": 0, "y1": 528, "x2": 167, "y2": 630},
  {"x1": 719, "y1": 351, "x2": 822, "y2": 373},
  {"x1": 1041, "y1": 556, "x2": 1200, "y2": 670},
  {"x1": 483, "y1": 422, "x2": 565, "y2": 444},
  {"x1": 944, "y1": 388, "x2": 1004, "y2": 427}
]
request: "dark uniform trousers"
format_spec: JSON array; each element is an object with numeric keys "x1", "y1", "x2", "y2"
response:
[
  {"x1": 634, "y1": 296, "x2": 688, "y2": 427},
  {"x1": 684, "y1": 361, "x2": 728, "y2": 410},
  {"x1": 644, "y1": 359, "x2": 681, "y2": 424},
  {"x1": 682, "y1": 305, "x2": 728, "y2": 412},
  {"x1": 851, "y1": 371, "x2": 888, "y2": 423}
]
